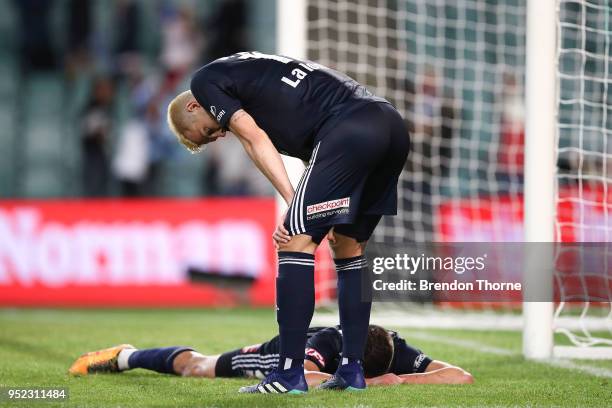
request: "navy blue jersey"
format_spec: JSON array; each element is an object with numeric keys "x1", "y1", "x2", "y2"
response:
[
  {"x1": 304, "y1": 326, "x2": 432, "y2": 375},
  {"x1": 190, "y1": 51, "x2": 387, "y2": 161},
  {"x1": 215, "y1": 325, "x2": 429, "y2": 378}
]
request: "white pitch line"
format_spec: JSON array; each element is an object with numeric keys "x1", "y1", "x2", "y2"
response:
[
  {"x1": 546, "y1": 359, "x2": 612, "y2": 379},
  {"x1": 404, "y1": 332, "x2": 516, "y2": 356},
  {"x1": 401, "y1": 332, "x2": 612, "y2": 379}
]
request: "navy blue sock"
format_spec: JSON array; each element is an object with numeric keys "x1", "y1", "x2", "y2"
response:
[
  {"x1": 276, "y1": 251, "x2": 315, "y2": 371},
  {"x1": 336, "y1": 256, "x2": 372, "y2": 363},
  {"x1": 127, "y1": 347, "x2": 192, "y2": 374}
]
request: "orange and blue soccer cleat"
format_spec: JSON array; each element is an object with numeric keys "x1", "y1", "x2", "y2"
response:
[{"x1": 68, "y1": 344, "x2": 135, "y2": 376}]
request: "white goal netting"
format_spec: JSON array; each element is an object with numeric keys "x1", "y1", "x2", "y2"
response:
[
  {"x1": 554, "y1": 0, "x2": 612, "y2": 349},
  {"x1": 305, "y1": 0, "x2": 611, "y2": 356},
  {"x1": 308, "y1": 0, "x2": 526, "y2": 243}
]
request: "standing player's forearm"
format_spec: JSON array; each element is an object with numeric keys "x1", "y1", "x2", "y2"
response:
[
  {"x1": 241, "y1": 136, "x2": 294, "y2": 205},
  {"x1": 229, "y1": 110, "x2": 295, "y2": 205}
]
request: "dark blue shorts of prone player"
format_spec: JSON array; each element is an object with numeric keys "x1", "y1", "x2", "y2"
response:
[{"x1": 283, "y1": 101, "x2": 410, "y2": 244}]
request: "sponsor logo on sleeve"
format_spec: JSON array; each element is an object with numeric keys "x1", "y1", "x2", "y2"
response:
[
  {"x1": 209, "y1": 106, "x2": 225, "y2": 123},
  {"x1": 413, "y1": 353, "x2": 426, "y2": 370},
  {"x1": 217, "y1": 109, "x2": 226, "y2": 122}
]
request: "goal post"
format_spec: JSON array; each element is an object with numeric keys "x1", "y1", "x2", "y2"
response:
[
  {"x1": 276, "y1": 0, "x2": 307, "y2": 216},
  {"x1": 522, "y1": 0, "x2": 556, "y2": 360}
]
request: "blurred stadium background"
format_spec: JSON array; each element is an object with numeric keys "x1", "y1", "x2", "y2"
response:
[
  {"x1": 0, "y1": 0, "x2": 276, "y2": 198},
  {"x1": 0, "y1": 0, "x2": 611, "y2": 373}
]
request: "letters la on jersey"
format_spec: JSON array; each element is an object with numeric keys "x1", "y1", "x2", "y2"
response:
[
  {"x1": 190, "y1": 51, "x2": 385, "y2": 161},
  {"x1": 229, "y1": 51, "x2": 322, "y2": 88}
]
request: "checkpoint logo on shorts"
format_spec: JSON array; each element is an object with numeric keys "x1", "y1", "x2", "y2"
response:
[{"x1": 306, "y1": 197, "x2": 350, "y2": 220}]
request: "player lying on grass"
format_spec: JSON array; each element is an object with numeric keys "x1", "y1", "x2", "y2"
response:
[
  {"x1": 167, "y1": 51, "x2": 411, "y2": 393},
  {"x1": 69, "y1": 324, "x2": 473, "y2": 388}
]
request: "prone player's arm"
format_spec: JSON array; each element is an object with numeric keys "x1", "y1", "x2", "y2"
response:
[
  {"x1": 304, "y1": 372, "x2": 332, "y2": 386},
  {"x1": 397, "y1": 360, "x2": 473, "y2": 384},
  {"x1": 303, "y1": 360, "x2": 404, "y2": 388},
  {"x1": 301, "y1": 359, "x2": 330, "y2": 386},
  {"x1": 303, "y1": 370, "x2": 403, "y2": 388},
  {"x1": 365, "y1": 373, "x2": 403, "y2": 386},
  {"x1": 229, "y1": 109, "x2": 294, "y2": 205}
]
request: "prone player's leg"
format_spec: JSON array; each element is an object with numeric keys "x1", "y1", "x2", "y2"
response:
[
  {"x1": 68, "y1": 344, "x2": 136, "y2": 375},
  {"x1": 173, "y1": 351, "x2": 220, "y2": 377},
  {"x1": 68, "y1": 345, "x2": 195, "y2": 376}
]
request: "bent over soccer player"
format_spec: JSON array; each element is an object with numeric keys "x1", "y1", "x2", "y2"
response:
[
  {"x1": 167, "y1": 51, "x2": 410, "y2": 393},
  {"x1": 69, "y1": 325, "x2": 473, "y2": 387}
]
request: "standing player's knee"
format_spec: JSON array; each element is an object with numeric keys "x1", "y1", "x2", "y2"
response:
[{"x1": 329, "y1": 233, "x2": 364, "y2": 259}]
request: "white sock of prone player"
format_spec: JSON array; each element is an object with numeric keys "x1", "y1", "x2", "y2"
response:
[{"x1": 117, "y1": 348, "x2": 137, "y2": 371}]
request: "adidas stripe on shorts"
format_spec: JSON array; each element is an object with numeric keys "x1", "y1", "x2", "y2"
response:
[{"x1": 283, "y1": 101, "x2": 409, "y2": 244}]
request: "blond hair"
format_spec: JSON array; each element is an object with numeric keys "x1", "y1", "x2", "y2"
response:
[{"x1": 167, "y1": 90, "x2": 204, "y2": 153}]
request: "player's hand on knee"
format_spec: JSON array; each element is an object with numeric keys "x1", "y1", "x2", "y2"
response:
[{"x1": 273, "y1": 211, "x2": 291, "y2": 249}]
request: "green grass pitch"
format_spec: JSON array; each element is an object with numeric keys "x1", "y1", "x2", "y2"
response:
[{"x1": 0, "y1": 308, "x2": 610, "y2": 407}]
